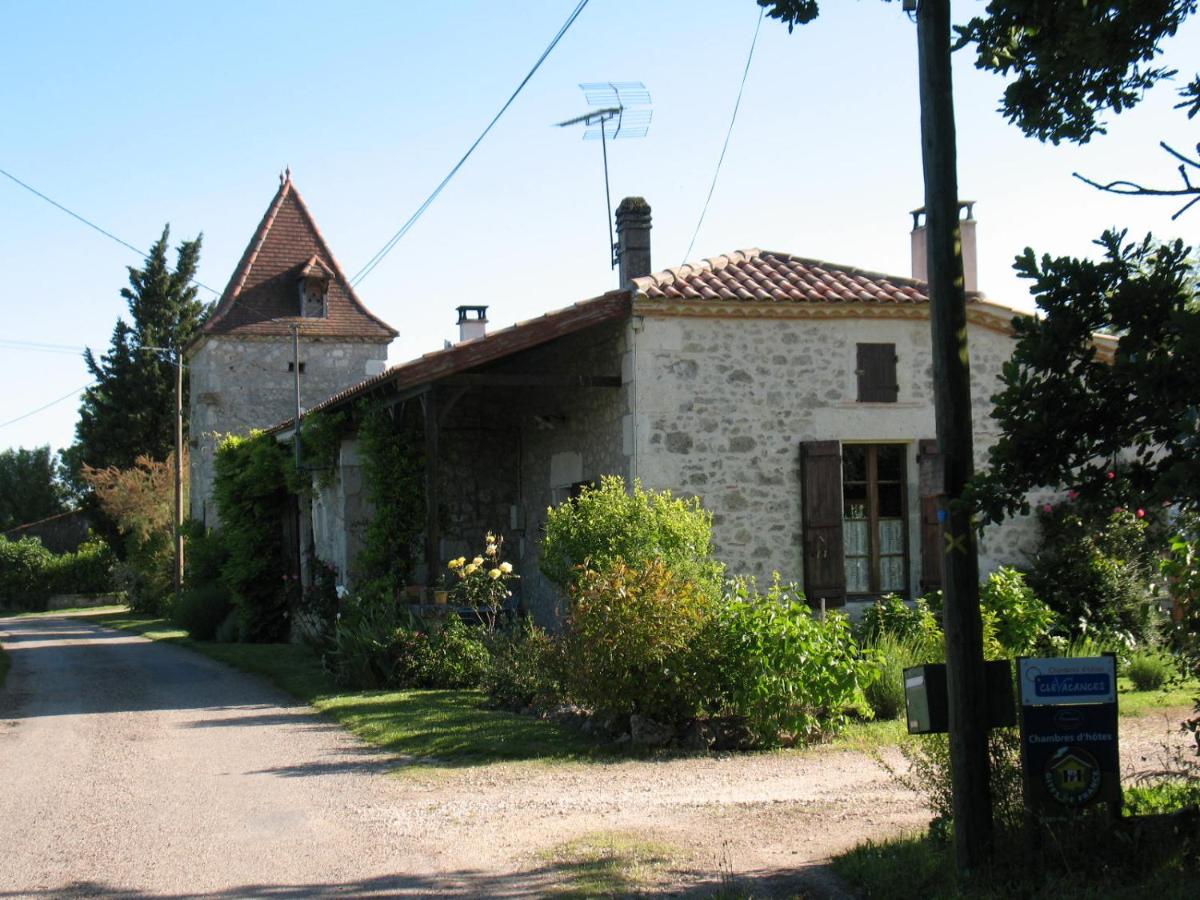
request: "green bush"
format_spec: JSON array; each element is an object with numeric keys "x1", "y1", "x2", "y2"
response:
[
  {"x1": 540, "y1": 476, "x2": 723, "y2": 592},
  {"x1": 483, "y1": 621, "x2": 563, "y2": 710},
  {"x1": 212, "y1": 432, "x2": 292, "y2": 642},
  {"x1": 979, "y1": 566, "x2": 1058, "y2": 655},
  {"x1": 1029, "y1": 505, "x2": 1161, "y2": 643},
  {"x1": 327, "y1": 592, "x2": 403, "y2": 689},
  {"x1": 856, "y1": 593, "x2": 941, "y2": 646},
  {"x1": 1125, "y1": 648, "x2": 1177, "y2": 691},
  {"x1": 864, "y1": 631, "x2": 933, "y2": 720},
  {"x1": 706, "y1": 579, "x2": 876, "y2": 744},
  {"x1": 0, "y1": 535, "x2": 115, "y2": 609},
  {"x1": 0, "y1": 536, "x2": 54, "y2": 609},
  {"x1": 418, "y1": 617, "x2": 490, "y2": 689},
  {"x1": 171, "y1": 583, "x2": 232, "y2": 641},
  {"x1": 559, "y1": 558, "x2": 716, "y2": 724},
  {"x1": 900, "y1": 727, "x2": 1025, "y2": 836}
]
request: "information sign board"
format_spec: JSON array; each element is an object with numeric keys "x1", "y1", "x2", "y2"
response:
[{"x1": 1017, "y1": 656, "x2": 1121, "y2": 816}]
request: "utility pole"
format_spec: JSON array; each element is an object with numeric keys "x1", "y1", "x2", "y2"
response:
[
  {"x1": 174, "y1": 350, "x2": 184, "y2": 606},
  {"x1": 144, "y1": 345, "x2": 185, "y2": 608},
  {"x1": 916, "y1": 0, "x2": 992, "y2": 875}
]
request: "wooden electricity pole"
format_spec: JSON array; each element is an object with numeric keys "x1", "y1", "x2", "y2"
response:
[
  {"x1": 174, "y1": 350, "x2": 184, "y2": 606},
  {"x1": 916, "y1": 0, "x2": 993, "y2": 874}
]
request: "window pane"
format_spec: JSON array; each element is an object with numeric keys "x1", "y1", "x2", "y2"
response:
[
  {"x1": 881, "y1": 556, "x2": 906, "y2": 591},
  {"x1": 879, "y1": 483, "x2": 903, "y2": 517},
  {"x1": 844, "y1": 479, "x2": 868, "y2": 519},
  {"x1": 843, "y1": 445, "x2": 867, "y2": 482},
  {"x1": 879, "y1": 519, "x2": 904, "y2": 554},
  {"x1": 845, "y1": 556, "x2": 870, "y2": 593},
  {"x1": 844, "y1": 520, "x2": 869, "y2": 556},
  {"x1": 877, "y1": 444, "x2": 904, "y2": 480}
]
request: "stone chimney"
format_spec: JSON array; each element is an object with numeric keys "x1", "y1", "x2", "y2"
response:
[
  {"x1": 456, "y1": 305, "x2": 487, "y2": 342},
  {"x1": 615, "y1": 196, "x2": 652, "y2": 287},
  {"x1": 910, "y1": 201, "x2": 977, "y2": 293}
]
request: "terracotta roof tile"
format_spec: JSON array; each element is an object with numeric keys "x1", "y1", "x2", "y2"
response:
[
  {"x1": 198, "y1": 177, "x2": 397, "y2": 342},
  {"x1": 633, "y1": 249, "x2": 933, "y2": 305}
]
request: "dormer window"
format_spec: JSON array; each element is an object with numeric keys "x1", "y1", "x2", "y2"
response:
[{"x1": 297, "y1": 256, "x2": 331, "y2": 318}]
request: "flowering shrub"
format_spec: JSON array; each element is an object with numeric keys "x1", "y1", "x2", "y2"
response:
[{"x1": 447, "y1": 532, "x2": 518, "y2": 628}]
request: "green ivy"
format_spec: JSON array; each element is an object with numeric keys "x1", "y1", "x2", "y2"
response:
[
  {"x1": 300, "y1": 410, "x2": 350, "y2": 488},
  {"x1": 212, "y1": 431, "x2": 292, "y2": 641},
  {"x1": 356, "y1": 402, "x2": 425, "y2": 594}
]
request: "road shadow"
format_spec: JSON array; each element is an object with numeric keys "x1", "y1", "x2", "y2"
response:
[{"x1": 0, "y1": 859, "x2": 854, "y2": 898}]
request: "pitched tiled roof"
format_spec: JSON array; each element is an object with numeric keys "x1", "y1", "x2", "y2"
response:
[
  {"x1": 270, "y1": 289, "x2": 631, "y2": 432},
  {"x1": 633, "y1": 248, "x2": 933, "y2": 304},
  {"x1": 198, "y1": 176, "x2": 397, "y2": 341}
]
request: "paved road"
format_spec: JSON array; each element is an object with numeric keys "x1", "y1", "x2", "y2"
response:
[{"x1": 0, "y1": 615, "x2": 534, "y2": 898}]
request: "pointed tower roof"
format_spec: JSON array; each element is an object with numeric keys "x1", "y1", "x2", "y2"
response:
[{"x1": 198, "y1": 174, "x2": 397, "y2": 341}]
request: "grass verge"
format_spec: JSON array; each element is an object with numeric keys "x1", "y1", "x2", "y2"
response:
[
  {"x1": 540, "y1": 831, "x2": 684, "y2": 897},
  {"x1": 71, "y1": 608, "x2": 601, "y2": 767},
  {"x1": 834, "y1": 817, "x2": 1198, "y2": 900}
]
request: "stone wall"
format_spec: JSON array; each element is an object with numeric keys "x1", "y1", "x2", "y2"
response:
[
  {"x1": 188, "y1": 335, "x2": 389, "y2": 526},
  {"x1": 629, "y1": 309, "x2": 1038, "y2": 605}
]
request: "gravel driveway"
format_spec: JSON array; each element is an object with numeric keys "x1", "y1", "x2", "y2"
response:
[{"x1": 0, "y1": 615, "x2": 1191, "y2": 898}]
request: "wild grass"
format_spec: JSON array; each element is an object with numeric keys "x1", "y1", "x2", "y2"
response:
[{"x1": 72, "y1": 608, "x2": 601, "y2": 767}]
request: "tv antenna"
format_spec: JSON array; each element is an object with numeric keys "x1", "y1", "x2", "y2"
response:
[{"x1": 556, "y1": 82, "x2": 652, "y2": 268}]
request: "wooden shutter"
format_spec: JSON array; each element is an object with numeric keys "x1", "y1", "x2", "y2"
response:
[
  {"x1": 801, "y1": 440, "x2": 846, "y2": 607},
  {"x1": 918, "y1": 438, "x2": 944, "y2": 594},
  {"x1": 856, "y1": 343, "x2": 899, "y2": 402}
]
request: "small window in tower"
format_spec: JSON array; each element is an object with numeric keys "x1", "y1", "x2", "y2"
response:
[{"x1": 288, "y1": 362, "x2": 306, "y2": 374}]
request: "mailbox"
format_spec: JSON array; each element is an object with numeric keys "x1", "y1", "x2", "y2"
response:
[{"x1": 903, "y1": 660, "x2": 1015, "y2": 734}]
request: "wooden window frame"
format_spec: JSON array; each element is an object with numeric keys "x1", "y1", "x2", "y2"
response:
[{"x1": 841, "y1": 443, "x2": 910, "y2": 600}]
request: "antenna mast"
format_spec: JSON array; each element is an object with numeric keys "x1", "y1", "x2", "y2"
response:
[{"x1": 556, "y1": 82, "x2": 652, "y2": 268}]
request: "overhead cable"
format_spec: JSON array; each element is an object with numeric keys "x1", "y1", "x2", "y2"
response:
[
  {"x1": 0, "y1": 166, "x2": 219, "y2": 295},
  {"x1": 349, "y1": 0, "x2": 592, "y2": 287},
  {"x1": 681, "y1": 7, "x2": 764, "y2": 265}
]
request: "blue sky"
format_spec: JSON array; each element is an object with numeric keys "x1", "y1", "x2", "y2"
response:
[{"x1": 3, "y1": 0, "x2": 1197, "y2": 454}]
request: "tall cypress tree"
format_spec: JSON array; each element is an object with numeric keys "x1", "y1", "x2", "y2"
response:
[{"x1": 64, "y1": 226, "x2": 206, "y2": 483}]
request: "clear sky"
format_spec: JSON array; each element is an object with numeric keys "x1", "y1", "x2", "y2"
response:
[{"x1": 2, "y1": 0, "x2": 1197, "y2": 455}]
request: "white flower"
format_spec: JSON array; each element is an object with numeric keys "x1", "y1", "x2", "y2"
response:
[
  {"x1": 499, "y1": 562, "x2": 513, "y2": 574},
  {"x1": 335, "y1": 584, "x2": 350, "y2": 599}
]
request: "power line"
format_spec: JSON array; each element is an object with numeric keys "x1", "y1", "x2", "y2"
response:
[
  {"x1": 0, "y1": 166, "x2": 220, "y2": 295},
  {"x1": 0, "y1": 338, "x2": 88, "y2": 355},
  {"x1": 681, "y1": 7, "x2": 764, "y2": 265},
  {"x1": 0, "y1": 383, "x2": 94, "y2": 429},
  {"x1": 349, "y1": 0, "x2": 591, "y2": 288}
]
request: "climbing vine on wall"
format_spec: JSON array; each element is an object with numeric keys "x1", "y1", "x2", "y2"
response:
[
  {"x1": 356, "y1": 401, "x2": 426, "y2": 595},
  {"x1": 300, "y1": 410, "x2": 351, "y2": 488},
  {"x1": 212, "y1": 431, "x2": 292, "y2": 641}
]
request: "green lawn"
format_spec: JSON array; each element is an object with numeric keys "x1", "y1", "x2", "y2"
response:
[{"x1": 72, "y1": 609, "x2": 601, "y2": 767}]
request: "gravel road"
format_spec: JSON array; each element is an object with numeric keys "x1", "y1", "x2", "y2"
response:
[{"x1": 0, "y1": 615, "x2": 1191, "y2": 898}]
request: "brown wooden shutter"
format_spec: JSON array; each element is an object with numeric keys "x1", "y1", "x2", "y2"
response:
[
  {"x1": 801, "y1": 440, "x2": 846, "y2": 607},
  {"x1": 856, "y1": 343, "x2": 899, "y2": 402},
  {"x1": 918, "y1": 438, "x2": 944, "y2": 594}
]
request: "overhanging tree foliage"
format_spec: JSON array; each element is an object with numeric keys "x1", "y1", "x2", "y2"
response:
[{"x1": 971, "y1": 231, "x2": 1200, "y2": 525}]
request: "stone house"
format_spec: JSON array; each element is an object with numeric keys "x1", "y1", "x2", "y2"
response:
[
  {"x1": 186, "y1": 174, "x2": 397, "y2": 527},
  {"x1": 282, "y1": 197, "x2": 1038, "y2": 622}
]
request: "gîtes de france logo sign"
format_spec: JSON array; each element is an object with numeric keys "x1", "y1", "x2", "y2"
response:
[{"x1": 1019, "y1": 656, "x2": 1116, "y2": 707}]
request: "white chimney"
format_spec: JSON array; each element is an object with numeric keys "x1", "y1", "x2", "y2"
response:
[
  {"x1": 456, "y1": 305, "x2": 488, "y2": 343},
  {"x1": 910, "y1": 201, "x2": 977, "y2": 293}
]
